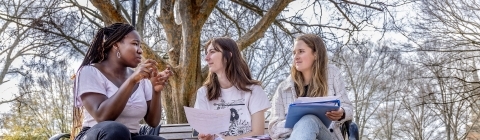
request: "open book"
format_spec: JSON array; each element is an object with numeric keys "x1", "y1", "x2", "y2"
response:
[{"x1": 284, "y1": 96, "x2": 341, "y2": 128}]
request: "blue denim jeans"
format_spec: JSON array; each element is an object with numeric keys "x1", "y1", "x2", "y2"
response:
[
  {"x1": 75, "y1": 121, "x2": 165, "y2": 140},
  {"x1": 287, "y1": 115, "x2": 334, "y2": 140}
]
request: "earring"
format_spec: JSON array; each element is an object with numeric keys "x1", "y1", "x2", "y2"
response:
[{"x1": 116, "y1": 51, "x2": 121, "y2": 58}]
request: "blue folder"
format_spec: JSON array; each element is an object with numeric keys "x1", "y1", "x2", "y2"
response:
[{"x1": 284, "y1": 100, "x2": 341, "y2": 128}]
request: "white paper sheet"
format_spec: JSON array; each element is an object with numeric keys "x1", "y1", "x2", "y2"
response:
[
  {"x1": 183, "y1": 106, "x2": 230, "y2": 134},
  {"x1": 293, "y1": 96, "x2": 340, "y2": 103}
]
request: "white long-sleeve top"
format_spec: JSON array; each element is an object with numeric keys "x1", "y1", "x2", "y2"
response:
[{"x1": 268, "y1": 64, "x2": 353, "y2": 140}]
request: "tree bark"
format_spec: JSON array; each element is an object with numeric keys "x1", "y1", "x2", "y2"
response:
[
  {"x1": 156, "y1": 0, "x2": 218, "y2": 124},
  {"x1": 90, "y1": 0, "x2": 128, "y2": 26},
  {"x1": 87, "y1": 0, "x2": 293, "y2": 124}
]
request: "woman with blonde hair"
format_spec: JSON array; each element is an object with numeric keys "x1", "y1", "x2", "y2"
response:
[{"x1": 268, "y1": 34, "x2": 353, "y2": 140}]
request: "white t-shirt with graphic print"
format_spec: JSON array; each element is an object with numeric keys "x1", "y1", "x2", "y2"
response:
[{"x1": 194, "y1": 85, "x2": 271, "y2": 136}]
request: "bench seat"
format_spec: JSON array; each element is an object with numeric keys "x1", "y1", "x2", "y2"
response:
[{"x1": 159, "y1": 121, "x2": 269, "y2": 140}]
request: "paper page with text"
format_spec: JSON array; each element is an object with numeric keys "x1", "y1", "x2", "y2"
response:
[{"x1": 183, "y1": 106, "x2": 230, "y2": 134}]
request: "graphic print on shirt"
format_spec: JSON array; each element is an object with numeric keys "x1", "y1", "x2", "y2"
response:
[{"x1": 213, "y1": 98, "x2": 251, "y2": 136}]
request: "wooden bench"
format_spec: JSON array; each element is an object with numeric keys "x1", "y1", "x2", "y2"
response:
[
  {"x1": 50, "y1": 121, "x2": 358, "y2": 140},
  {"x1": 159, "y1": 121, "x2": 269, "y2": 140}
]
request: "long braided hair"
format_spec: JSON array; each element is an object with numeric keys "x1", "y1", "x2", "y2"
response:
[
  {"x1": 74, "y1": 22, "x2": 135, "y2": 105},
  {"x1": 80, "y1": 23, "x2": 135, "y2": 67}
]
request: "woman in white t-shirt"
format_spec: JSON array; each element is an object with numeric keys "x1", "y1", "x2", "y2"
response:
[
  {"x1": 73, "y1": 23, "x2": 172, "y2": 140},
  {"x1": 195, "y1": 37, "x2": 271, "y2": 140}
]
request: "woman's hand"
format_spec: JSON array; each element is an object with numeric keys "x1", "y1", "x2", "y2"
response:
[
  {"x1": 150, "y1": 66, "x2": 172, "y2": 93},
  {"x1": 198, "y1": 133, "x2": 214, "y2": 140},
  {"x1": 326, "y1": 107, "x2": 344, "y2": 121},
  {"x1": 131, "y1": 59, "x2": 158, "y2": 83},
  {"x1": 222, "y1": 136, "x2": 237, "y2": 140}
]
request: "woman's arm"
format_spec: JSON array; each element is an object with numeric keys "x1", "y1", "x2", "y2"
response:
[
  {"x1": 195, "y1": 87, "x2": 216, "y2": 140},
  {"x1": 81, "y1": 77, "x2": 139, "y2": 122},
  {"x1": 144, "y1": 93, "x2": 162, "y2": 127},
  {"x1": 144, "y1": 68, "x2": 172, "y2": 127},
  {"x1": 223, "y1": 109, "x2": 267, "y2": 140},
  {"x1": 81, "y1": 60, "x2": 157, "y2": 122},
  {"x1": 268, "y1": 83, "x2": 292, "y2": 139},
  {"x1": 328, "y1": 66, "x2": 353, "y2": 123}
]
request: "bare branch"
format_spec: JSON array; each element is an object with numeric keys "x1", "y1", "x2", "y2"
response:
[
  {"x1": 279, "y1": 19, "x2": 353, "y2": 31},
  {"x1": 236, "y1": 0, "x2": 294, "y2": 51},
  {"x1": 231, "y1": 0, "x2": 294, "y2": 37},
  {"x1": 340, "y1": 0, "x2": 384, "y2": 11},
  {"x1": 328, "y1": 0, "x2": 358, "y2": 30},
  {"x1": 215, "y1": 6, "x2": 244, "y2": 37}
]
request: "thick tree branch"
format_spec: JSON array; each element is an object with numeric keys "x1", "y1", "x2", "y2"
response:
[
  {"x1": 231, "y1": 0, "x2": 293, "y2": 37},
  {"x1": 114, "y1": 0, "x2": 131, "y2": 23},
  {"x1": 158, "y1": 0, "x2": 182, "y2": 67},
  {"x1": 177, "y1": 0, "x2": 217, "y2": 67},
  {"x1": 89, "y1": 0, "x2": 128, "y2": 25},
  {"x1": 236, "y1": 0, "x2": 293, "y2": 51},
  {"x1": 68, "y1": 0, "x2": 103, "y2": 20},
  {"x1": 197, "y1": 0, "x2": 218, "y2": 24},
  {"x1": 137, "y1": 0, "x2": 158, "y2": 38}
]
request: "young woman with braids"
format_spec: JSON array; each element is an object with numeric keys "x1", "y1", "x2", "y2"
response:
[
  {"x1": 73, "y1": 23, "x2": 171, "y2": 140},
  {"x1": 268, "y1": 34, "x2": 353, "y2": 140},
  {"x1": 195, "y1": 37, "x2": 271, "y2": 140}
]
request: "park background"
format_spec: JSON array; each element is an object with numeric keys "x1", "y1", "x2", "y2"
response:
[{"x1": 0, "y1": 0, "x2": 479, "y2": 140}]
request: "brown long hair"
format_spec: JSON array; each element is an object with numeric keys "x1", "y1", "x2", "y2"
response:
[
  {"x1": 203, "y1": 37, "x2": 261, "y2": 101},
  {"x1": 291, "y1": 34, "x2": 329, "y2": 97}
]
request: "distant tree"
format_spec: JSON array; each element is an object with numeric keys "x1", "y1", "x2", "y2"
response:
[
  {"x1": 406, "y1": 1, "x2": 480, "y2": 139},
  {"x1": 0, "y1": 0, "x2": 66, "y2": 105},
  {"x1": 0, "y1": 60, "x2": 73, "y2": 139},
  {"x1": 331, "y1": 40, "x2": 406, "y2": 139},
  {"x1": 1, "y1": 0, "x2": 402, "y2": 138}
]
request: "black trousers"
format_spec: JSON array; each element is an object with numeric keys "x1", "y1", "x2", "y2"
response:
[{"x1": 75, "y1": 121, "x2": 166, "y2": 140}]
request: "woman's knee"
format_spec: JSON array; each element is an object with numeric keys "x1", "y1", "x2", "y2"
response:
[
  {"x1": 300, "y1": 114, "x2": 321, "y2": 123},
  {"x1": 82, "y1": 121, "x2": 131, "y2": 140}
]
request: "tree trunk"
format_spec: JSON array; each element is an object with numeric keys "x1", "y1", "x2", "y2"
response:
[
  {"x1": 156, "y1": 0, "x2": 292, "y2": 124},
  {"x1": 85, "y1": 0, "x2": 293, "y2": 125},
  {"x1": 156, "y1": 0, "x2": 218, "y2": 124}
]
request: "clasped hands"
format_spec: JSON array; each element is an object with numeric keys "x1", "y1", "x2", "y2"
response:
[{"x1": 132, "y1": 59, "x2": 173, "y2": 93}]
